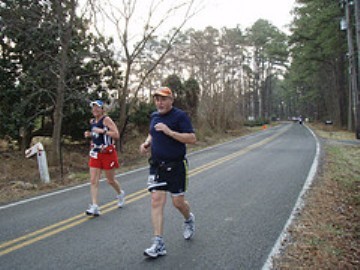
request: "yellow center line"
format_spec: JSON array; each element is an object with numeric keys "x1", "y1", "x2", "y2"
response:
[
  {"x1": 0, "y1": 188, "x2": 149, "y2": 250},
  {"x1": 0, "y1": 191, "x2": 152, "y2": 256},
  {"x1": 0, "y1": 126, "x2": 288, "y2": 256}
]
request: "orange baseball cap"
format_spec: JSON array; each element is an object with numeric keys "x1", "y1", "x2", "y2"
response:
[{"x1": 154, "y1": 87, "x2": 173, "y2": 97}]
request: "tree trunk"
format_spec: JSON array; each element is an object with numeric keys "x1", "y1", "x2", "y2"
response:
[
  {"x1": 50, "y1": 0, "x2": 75, "y2": 166},
  {"x1": 336, "y1": 54, "x2": 347, "y2": 127},
  {"x1": 19, "y1": 126, "x2": 32, "y2": 153},
  {"x1": 117, "y1": 61, "x2": 131, "y2": 152}
]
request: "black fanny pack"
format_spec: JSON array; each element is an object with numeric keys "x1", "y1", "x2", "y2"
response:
[{"x1": 148, "y1": 157, "x2": 185, "y2": 168}]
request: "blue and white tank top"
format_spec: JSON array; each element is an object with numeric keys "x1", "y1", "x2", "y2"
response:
[{"x1": 90, "y1": 116, "x2": 113, "y2": 146}]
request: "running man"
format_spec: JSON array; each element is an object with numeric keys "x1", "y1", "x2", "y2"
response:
[{"x1": 140, "y1": 87, "x2": 197, "y2": 258}]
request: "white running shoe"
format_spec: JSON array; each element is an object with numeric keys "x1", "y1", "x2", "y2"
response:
[
  {"x1": 183, "y1": 212, "x2": 195, "y2": 240},
  {"x1": 144, "y1": 237, "x2": 167, "y2": 258},
  {"x1": 85, "y1": 204, "x2": 100, "y2": 216},
  {"x1": 117, "y1": 190, "x2": 125, "y2": 208}
]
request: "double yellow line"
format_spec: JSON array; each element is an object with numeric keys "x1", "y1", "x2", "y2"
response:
[
  {"x1": 0, "y1": 190, "x2": 149, "y2": 256},
  {"x1": 0, "y1": 127, "x2": 287, "y2": 256}
]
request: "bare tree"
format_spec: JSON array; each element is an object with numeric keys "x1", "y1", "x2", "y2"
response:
[{"x1": 85, "y1": 0, "x2": 201, "y2": 147}]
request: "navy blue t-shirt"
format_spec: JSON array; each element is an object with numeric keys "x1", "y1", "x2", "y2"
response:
[{"x1": 150, "y1": 107, "x2": 194, "y2": 162}]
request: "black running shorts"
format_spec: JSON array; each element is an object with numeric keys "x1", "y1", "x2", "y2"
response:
[{"x1": 147, "y1": 159, "x2": 188, "y2": 195}]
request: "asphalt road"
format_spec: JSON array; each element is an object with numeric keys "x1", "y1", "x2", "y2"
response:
[{"x1": 0, "y1": 122, "x2": 318, "y2": 270}]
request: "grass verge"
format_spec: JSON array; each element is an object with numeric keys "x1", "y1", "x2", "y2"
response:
[{"x1": 273, "y1": 124, "x2": 360, "y2": 269}]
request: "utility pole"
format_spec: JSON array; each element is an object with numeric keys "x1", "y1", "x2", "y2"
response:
[
  {"x1": 354, "y1": 0, "x2": 360, "y2": 138},
  {"x1": 341, "y1": 0, "x2": 360, "y2": 139}
]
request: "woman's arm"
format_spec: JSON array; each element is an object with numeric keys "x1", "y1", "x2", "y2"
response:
[{"x1": 103, "y1": 116, "x2": 120, "y2": 140}]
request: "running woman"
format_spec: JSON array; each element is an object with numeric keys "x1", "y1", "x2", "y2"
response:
[{"x1": 84, "y1": 100, "x2": 125, "y2": 216}]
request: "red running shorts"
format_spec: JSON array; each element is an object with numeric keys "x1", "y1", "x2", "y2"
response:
[{"x1": 89, "y1": 145, "x2": 119, "y2": 170}]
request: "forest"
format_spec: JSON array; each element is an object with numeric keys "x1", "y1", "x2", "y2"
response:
[{"x1": 1, "y1": 0, "x2": 359, "y2": 168}]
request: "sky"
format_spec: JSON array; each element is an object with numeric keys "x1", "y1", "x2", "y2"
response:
[
  {"x1": 84, "y1": 0, "x2": 298, "y2": 45},
  {"x1": 186, "y1": 0, "x2": 297, "y2": 33}
]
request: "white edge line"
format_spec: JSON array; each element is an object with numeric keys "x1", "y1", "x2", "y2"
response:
[
  {"x1": 0, "y1": 166, "x2": 147, "y2": 210},
  {"x1": 0, "y1": 123, "x2": 289, "y2": 211},
  {"x1": 261, "y1": 125, "x2": 321, "y2": 270}
]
